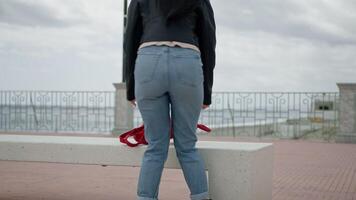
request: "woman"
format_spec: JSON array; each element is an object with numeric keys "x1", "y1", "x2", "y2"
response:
[{"x1": 124, "y1": 0, "x2": 216, "y2": 199}]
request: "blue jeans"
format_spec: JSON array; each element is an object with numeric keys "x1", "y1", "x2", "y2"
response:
[{"x1": 134, "y1": 45, "x2": 209, "y2": 200}]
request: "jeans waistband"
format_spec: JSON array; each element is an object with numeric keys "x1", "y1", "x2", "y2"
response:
[{"x1": 137, "y1": 45, "x2": 201, "y2": 57}]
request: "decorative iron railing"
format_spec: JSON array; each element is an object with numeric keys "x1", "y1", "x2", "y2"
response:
[
  {"x1": 0, "y1": 90, "x2": 115, "y2": 134},
  {"x1": 1, "y1": 90, "x2": 339, "y2": 140},
  {"x1": 194, "y1": 92, "x2": 340, "y2": 140}
]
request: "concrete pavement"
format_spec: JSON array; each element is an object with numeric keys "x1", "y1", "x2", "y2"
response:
[{"x1": 0, "y1": 135, "x2": 356, "y2": 200}]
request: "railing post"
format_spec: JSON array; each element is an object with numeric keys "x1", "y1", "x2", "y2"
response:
[
  {"x1": 111, "y1": 83, "x2": 133, "y2": 137},
  {"x1": 336, "y1": 83, "x2": 356, "y2": 143}
]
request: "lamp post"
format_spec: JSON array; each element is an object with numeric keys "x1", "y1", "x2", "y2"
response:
[
  {"x1": 112, "y1": 0, "x2": 132, "y2": 136},
  {"x1": 122, "y1": 0, "x2": 128, "y2": 82}
]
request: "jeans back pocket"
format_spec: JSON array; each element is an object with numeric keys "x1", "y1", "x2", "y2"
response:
[
  {"x1": 134, "y1": 53, "x2": 161, "y2": 84},
  {"x1": 172, "y1": 54, "x2": 204, "y2": 87}
]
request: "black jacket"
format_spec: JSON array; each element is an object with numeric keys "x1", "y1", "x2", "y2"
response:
[{"x1": 124, "y1": 0, "x2": 216, "y2": 105}]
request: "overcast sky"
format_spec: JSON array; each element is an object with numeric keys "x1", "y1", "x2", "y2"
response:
[{"x1": 0, "y1": 0, "x2": 355, "y2": 93}]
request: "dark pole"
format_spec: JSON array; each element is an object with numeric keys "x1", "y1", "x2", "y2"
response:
[{"x1": 122, "y1": 0, "x2": 128, "y2": 82}]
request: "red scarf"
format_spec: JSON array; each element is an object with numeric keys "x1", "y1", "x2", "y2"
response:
[{"x1": 119, "y1": 119, "x2": 211, "y2": 147}]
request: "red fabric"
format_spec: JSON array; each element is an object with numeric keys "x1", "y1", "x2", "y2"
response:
[{"x1": 118, "y1": 119, "x2": 211, "y2": 147}]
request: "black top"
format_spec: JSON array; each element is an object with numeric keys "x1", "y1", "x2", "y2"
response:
[{"x1": 124, "y1": 0, "x2": 216, "y2": 105}]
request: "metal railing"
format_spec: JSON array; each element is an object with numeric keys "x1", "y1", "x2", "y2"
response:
[
  {"x1": 1, "y1": 90, "x2": 339, "y2": 141},
  {"x1": 194, "y1": 92, "x2": 339, "y2": 140},
  {"x1": 0, "y1": 90, "x2": 115, "y2": 133}
]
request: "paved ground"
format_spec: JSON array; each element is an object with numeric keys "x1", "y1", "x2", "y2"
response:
[{"x1": 0, "y1": 135, "x2": 356, "y2": 200}]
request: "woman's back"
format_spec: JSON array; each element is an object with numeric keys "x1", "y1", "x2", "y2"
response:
[{"x1": 124, "y1": 0, "x2": 216, "y2": 106}]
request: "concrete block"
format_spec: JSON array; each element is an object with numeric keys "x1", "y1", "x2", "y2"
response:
[{"x1": 0, "y1": 134, "x2": 273, "y2": 200}]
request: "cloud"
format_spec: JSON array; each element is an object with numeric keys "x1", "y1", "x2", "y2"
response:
[
  {"x1": 213, "y1": 0, "x2": 356, "y2": 45},
  {"x1": 0, "y1": 0, "x2": 89, "y2": 27},
  {"x1": 214, "y1": 24, "x2": 356, "y2": 92},
  {"x1": 0, "y1": 0, "x2": 355, "y2": 93},
  {"x1": 0, "y1": 0, "x2": 124, "y2": 91}
]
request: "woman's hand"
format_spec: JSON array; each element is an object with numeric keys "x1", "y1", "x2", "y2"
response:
[
  {"x1": 129, "y1": 99, "x2": 137, "y2": 107},
  {"x1": 202, "y1": 104, "x2": 209, "y2": 109}
]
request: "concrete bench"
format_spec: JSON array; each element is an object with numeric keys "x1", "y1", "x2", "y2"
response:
[{"x1": 0, "y1": 134, "x2": 274, "y2": 200}]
